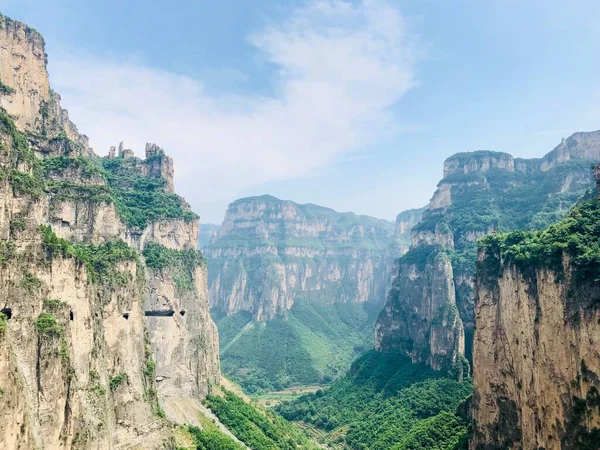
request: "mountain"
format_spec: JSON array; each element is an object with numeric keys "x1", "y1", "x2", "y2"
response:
[
  {"x1": 205, "y1": 195, "x2": 415, "y2": 392},
  {"x1": 471, "y1": 188, "x2": 600, "y2": 449},
  {"x1": 206, "y1": 195, "x2": 398, "y2": 320},
  {"x1": 0, "y1": 14, "x2": 221, "y2": 448},
  {"x1": 198, "y1": 222, "x2": 220, "y2": 248},
  {"x1": 375, "y1": 137, "x2": 600, "y2": 373},
  {"x1": 394, "y1": 206, "x2": 426, "y2": 252}
]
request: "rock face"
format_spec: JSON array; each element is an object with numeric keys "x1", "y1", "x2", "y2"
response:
[
  {"x1": 471, "y1": 199, "x2": 600, "y2": 450},
  {"x1": 394, "y1": 207, "x2": 425, "y2": 254},
  {"x1": 376, "y1": 137, "x2": 600, "y2": 372},
  {"x1": 0, "y1": 15, "x2": 219, "y2": 449},
  {"x1": 206, "y1": 195, "x2": 397, "y2": 321}
]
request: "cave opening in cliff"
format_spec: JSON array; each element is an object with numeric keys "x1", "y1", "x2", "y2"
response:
[
  {"x1": 1, "y1": 308, "x2": 12, "y2": 319},
  {"x1": 180, "y1": 310, "x2": 186, "y2": 316},
  {"x1": 123, "y1": 312, "x2": 130, "y2": 320},
  {"x1": 69, "y1": 310, "x2": 73, "y2": 321},
  {"x1": 144, "y1": 310, "x2": 175, "y2": 317}
]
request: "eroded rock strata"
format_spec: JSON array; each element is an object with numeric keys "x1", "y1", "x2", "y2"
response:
[
  {"x1": 0, "y1": 14, "x2": 219, "y2": 448},
  {"x1": 471, "y1": 192, "x2": 600, "y2": 449},
  {"x1": 376, "y1": 138, "x2": 600, "y2": 372},
  {"x1": 206, "y1": 195, "x2": 399, "y2": 320}
]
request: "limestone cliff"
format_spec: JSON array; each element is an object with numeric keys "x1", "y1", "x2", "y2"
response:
[
  {"x1": 205, "y1": 195, "x2": 397, "y2": 320},
  {"x1": 471, "y1": 195, "x2": 600, "y2": 449},
  {"x1": 0, "y1": 14, "x2": 219, "y2": 449},
  {"x1": 376, "y1": 136, "x2": 600, "y2": 372},
  {"x1": 393, "y1": 206, "x2": 425, "y2": 254}
]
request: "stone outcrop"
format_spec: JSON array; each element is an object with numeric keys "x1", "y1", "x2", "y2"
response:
[
  {"x1": 471, "y1": 223, "x2": 600, "y2": 449},
  {"x1": 206, "y1": 195, "x2": 398, "y2": 321},
  {"x1": 376, "y1": 251, "x2": 465, "y2": 371},
  {"x1": 376, "y1": 134, "x2": 600, "y2": 372},
  {"x1": 0, "y1": 15, "x2": 220, "y2": 449},
  {"x1": 0, "y1": 15, "x2": 88, "y2": 151}
]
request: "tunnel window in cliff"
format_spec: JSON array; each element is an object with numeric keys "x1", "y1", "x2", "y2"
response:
[
  {"x1": 69, "y1": 310, "x2": 74, "y2": 321},
  {"x1": 144, "y1": 310, "x2": 175, "y2": 317},
  {"x1": 1, "y1": 308, "x2": 12, "y2": 320}
]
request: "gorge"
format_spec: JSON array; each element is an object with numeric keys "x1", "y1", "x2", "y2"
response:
[{"x1": 3, "y1": 9, "x2": 600, "y2": 450}]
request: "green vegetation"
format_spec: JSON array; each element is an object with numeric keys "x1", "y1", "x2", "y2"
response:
[
  {"x1": 101, "y1": 157, "x2": 196, "y2": 229},
  {"x1": 9, "y1": 218, "x2": 26, "y2": 234},
  {"x1": 142, "y1": 359, "x2": 155, "y2": 377},
  {"x1": 0, "y1": 79, "x2": 15, "y2": 95},
  {"x1": 35, "y1": 313, "x2": 61, "y2": 338},
  {"x1": 0, "y1": 241, "x2": 16, "y2": 267},
  {"x1": 215, "y1": 300, "x2": 380, "y2": 393},
  {"x1": 21, "y1": 272, "x2": 42, "y2": 293},
  {"x1": 414, "y1": 160, "x2": 593, "y2": 240},
  {"x1": 277, "y1": 350, "x2": 472, "y2": 450},
  {"x1": 143, "y1": 242, "x2": 206, "y2": 291},
  {"x1": 0, "y1": 107, "x2": 195, "y2": 230},
  {"x1": 0, "y1": 312, "x2": 7, "y2": 335},
  {"x1": 0, "y1": 108, "x2": 45, "y2": 198},
  {"x1": 186, "y1": 425, "x2": 244, "y2": 450},
  {"x1": 10, "y1": 169, "x2": 45, "y2": 198},
  {"x1": 42, "y1": 155, "x2": 103, "y2": 178},
  {"x1": 109, "y1": 373, "x2": 127, "y2": 392},
  {"x1": 479, "y1": 196, "x2": 600, "y2": 282},
  {"x1": 40, "y1": 225, "x2": 139, "y2": 285},
  {"x1": 204, "y1": 389, "x2": 318, "y2": 450},
  {"x1": 42, "y1": 154, "x2": 195, "y2": 229}
]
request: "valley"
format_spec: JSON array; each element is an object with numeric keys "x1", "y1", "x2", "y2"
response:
[{"x1": 1, "y1": 6, "x2": 600, "y2": 450}]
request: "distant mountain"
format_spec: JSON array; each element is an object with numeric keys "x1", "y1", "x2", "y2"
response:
[
  {"x1": 206, "y1": 194, "x2": 398, "y2": 320},
  {"x1": 205, "y1": 195, "x2": 419, "y2": 392}
]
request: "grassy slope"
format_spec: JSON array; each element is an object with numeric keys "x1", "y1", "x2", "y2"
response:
[
  {"x1": 204, "y1": 389, "x2": 320, "y2": 450},
  {"x1": 214, "y1": 300, "x2": 381, "y2": 394},
  {"x1": 277, "y1": 350, "x2": 472, "y2": 450}
]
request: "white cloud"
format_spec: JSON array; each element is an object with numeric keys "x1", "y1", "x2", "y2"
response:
[{"x1": 48, "y1": 0, "x2": 418, "y2": 218}]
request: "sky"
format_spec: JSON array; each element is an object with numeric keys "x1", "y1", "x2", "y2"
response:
[{"x1": 2, "y1": 0, "x2": 600, "y2": 224}]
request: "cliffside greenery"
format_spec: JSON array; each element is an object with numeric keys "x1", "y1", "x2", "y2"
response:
[
  {"x1": 101, "y1": 156, "x2": 196, "y2": 229},
  {"x1": 215, "y1": 300, "x2": 380, "y2": 393},
  {"x1": 40, "y1": 225, "x2": 139, "y2": 285},
  {"x1": 0, "y1": 79, "x2": 15, "y2": 95},
  {"x1": 203, "y1": 389, "x2": 319, "y2": 450},
  {"x1": 143, "y1": 242, "x2": 206, "y2": 291},
  {"x1": 277, "y1": 350, "x2": 472, "y2": 450},
  {"x1": 185, "y1": 424, "x2": 244, "y2": 450},
  {"x1": 479, "y1": 194, "x2": 600, "y2": 282}
]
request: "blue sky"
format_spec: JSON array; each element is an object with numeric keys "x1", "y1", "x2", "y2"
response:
[{"x1": 3, "y1": 0, "x2": 600, "y2": 224}]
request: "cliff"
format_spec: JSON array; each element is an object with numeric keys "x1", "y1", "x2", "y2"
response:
[
  {"x1": 394, "y1": 206, "x2": 426, "y2": 253},
  {"x1": 376, "y1": 135, "x2": 600, "y2": 372},
  {"x1": 0, "y1": 14, "x2": 219, "y2": 449},
  {"x1": 206, "y1": 196, "x2": 413, "y2": 392},
  {"x1": 471, "y1": 195, "x2": 600, "y2": 449},
  {"x1": 206, "y1": 195, "x2": 397, "y2": 320}
]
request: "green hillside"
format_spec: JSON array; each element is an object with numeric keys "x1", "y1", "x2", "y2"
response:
[
  {"x1": 277, "y1": 350, "x2": 472, "y2": 450},
  {"x1": 214, "y1": 300, "x2": 381, "y2": 393}
]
